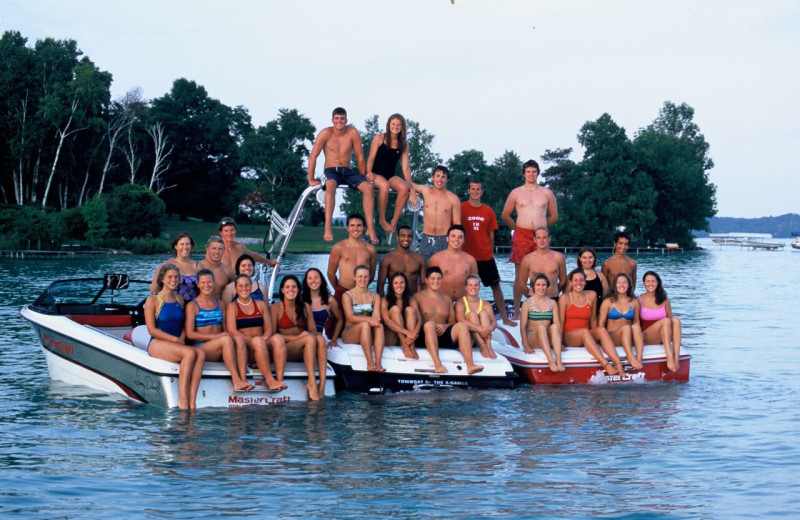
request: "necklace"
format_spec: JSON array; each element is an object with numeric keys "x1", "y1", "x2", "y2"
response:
[
  {"x1": 523, "y1": 184, "x2": 539, "y2": 192},
  {"x1": 238, "y1": 296, "x2": 253, "y2": 306}
]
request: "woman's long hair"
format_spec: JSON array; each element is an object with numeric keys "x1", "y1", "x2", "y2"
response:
[
  {"x1": 385, "y1": 113, "x2": 407, "y2": 152},
  {"x1": 301, "y1": 268, "x2": 330, "y2": 305},
  {"x1": 643, "y1": 270, "x2": 667, "y2": 305},
  {"x1": 386, "y1": 272, "x2": 411, "y2": 311},
  {"x1": 279, "y1": 275, "x2": 307, "y2": 325},
  {"x1": 608, "y1": 273, "x2": 634, "y2": 301}
]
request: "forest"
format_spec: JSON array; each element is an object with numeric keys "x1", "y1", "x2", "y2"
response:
[{"x1": 0, "y1": 31, "x2": 716, "y2": 250}]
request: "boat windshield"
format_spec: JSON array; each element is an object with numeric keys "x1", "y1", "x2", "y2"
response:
[{"x1": 33, "y1": 277, "x2": 152, "y2": 310}]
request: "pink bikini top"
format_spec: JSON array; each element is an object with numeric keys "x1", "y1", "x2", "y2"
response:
[{"x1": 638, "y1": 296, "x2": 668, "y2": 321}]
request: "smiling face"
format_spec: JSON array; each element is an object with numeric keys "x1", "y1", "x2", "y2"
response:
[
  {"x1": 354, "y1": 267, "x2": 370, "y2": 288},
  {"x1": 447, "y1": 229, "x2": 465, "y2": 250},
  {"x1": 465, "y1": 277, "x2": 480, "y2": 297},
  {"x1": 388, "y1": 116, "x2": 403, "y2": 136},
  {"x1": 281, "y1": 278, "x2": 299, "y2": 301},
  {"x1": 534, "y1": 228, "x2": 550, "y2": 249},
  {"x1": 220, "y1": 224, "x2": 236, "y2": 243},
  {"x1": 426, "y1": 272, "x2": 443, "y2": 291},
  {"x1": 238, "y1": 258, "x2": 255, "y2": 277},
  {"x1": 397, "y1": 228, "x2": 413, "y2": 249},
  {"x1": 332, "y1": 114, "x2": 347, "y2": 130},
  {"x1": 570, "y1": 272, "x2": 586, "y2": 293},
  {"x1": 615, "y1": 275, "x2": 629, "y2": 295},
  {"x1": 391, "y1": 275, "x2": 406, "y2": 296},
  {"x1": 468, "y1": 182, "x2": 483, "y2": 202},
  {"x1": 432, "y1": 169, "x2": 448, "y2": 189},
  {"x1": 347, "y1": 217, "x2": 364, "y2": 239},
  {"x1": 614, "y1": 237, "x2": 630, "y2": 255},
  {"x1": 174, "y1": 237, "x2": 193, "y2": 259},
  {"x1": 643, "y1": 274, "x2": 658, "y2": 293},
  {"x1": 207, "y1": 241, "x2": 224, "y2": 262},
  {"x1": 534, "y1": 277, "x2": 549, "y2": 296},
  {"x1": 579, "y1": 251, "x2": 596, "y2": 270},
  {"x1": 235, "y1": 276, "x2": 252, "y2": 299},
  {"x1": 523, "y1": 166, "x2": 539, "y2": 184},
  {"x1": 197, "y1": 273, "x2": 215, "y2": 295},
  {"x1": 161, "y1": 268, "x2": 179, "y2": 292},
  {"x1": 305, "y1": 270, "x2": 322, "y2": 291}
]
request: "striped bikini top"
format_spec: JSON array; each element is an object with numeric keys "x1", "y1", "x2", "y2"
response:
[
  {"x1": 527, "y1": 298, "x2": 553, "y2": 322},
  {"x1": 194, "y1": 299, "x2": 223, "y2": 328}
]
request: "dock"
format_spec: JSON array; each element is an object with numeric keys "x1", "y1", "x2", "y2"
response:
[{"x1": 493, "y1": 245, "x2": 684, "y2": 255}]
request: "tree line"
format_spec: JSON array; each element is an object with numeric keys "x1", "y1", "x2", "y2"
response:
[{"x1": 0, "y1": 31, "x2": 715, "y2": 250}]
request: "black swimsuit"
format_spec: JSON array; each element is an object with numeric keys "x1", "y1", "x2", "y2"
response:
[{"x1": 372, "y1": 141, "x2": 401, "y2": 179}]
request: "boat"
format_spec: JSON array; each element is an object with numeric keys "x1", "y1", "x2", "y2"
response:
[
  {"x1": 267, "y1": 185, "x2": 518, "y2": 393},
  {"x1": 791, "y1": 232, "x2": 800, "y2": 250},
  {"x1": 21, "y1": 274, "x2": 334, "y2": 407},
  {"x1": 491, "y1": 316, "x2": 691, "y2": 384}
]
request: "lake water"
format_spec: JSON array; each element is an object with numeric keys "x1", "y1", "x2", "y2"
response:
[{"x1": 1, "y1": 241, "x2": 799, "y2": 519}]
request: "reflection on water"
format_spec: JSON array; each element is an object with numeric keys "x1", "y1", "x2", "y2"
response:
[{"x1": 2, "y1": 243, "x2": 800, "y2": 518}]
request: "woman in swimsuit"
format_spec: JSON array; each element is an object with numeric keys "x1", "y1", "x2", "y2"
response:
[
  {"x1": 598, "y1": 273, "x2": 645, "y2": 370},
  {"x1": 269, "y1": 276, "x2": 321, "y2": 401},
  {"x1": 520, "y1": 273, "x2": 564, "y2": 372},
  {"x1": 639, "y1": 271, "x2": 681, "y2": 372},
  {"x1": 225, "y1": 274, "x2": 286, "y2": 391},
  {"x1": 455, "y1": 275, "x2": 497, "y2": 359},
  {"x1": 150, "y1": 232, "x2": 198, "y2": 302},
  {"x1": 558, "y1": 268, "x2": 622, "y2": 376},
  {"x1": 341, "y1": 265, "x2": 385, "y2": 372},
  {"x1": 185, "y1": 269, "x2": 253, "y2": 392},
  {"x1": 221, "y1": 254, "x2": 268, "y2": 305},
  {"x1": 380, "y1": 272, "x2": 421, "y2": 359},
  {"x1": 566, "y1": 247, "x2": 608, "y2": 307},
  {"x1": 145, "y1": 263, "x2": 204, "y2": 409},
  {"x1": 302, "y1": 268, "x2": 342, "y2": 392},
  {"x1": 365, "y1": 113, "x2": 415, "y2": 234}
]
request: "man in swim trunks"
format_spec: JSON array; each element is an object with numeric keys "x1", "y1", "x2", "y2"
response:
[
  {"x1": 307, "y1": 107, "x2": 378, "y2": 243},
  {"x1": 327, "y1": 214, "x2": 378, "y2": 330},
  {"x1": 461, "y1": 180, "x2": 515, "y2": 326},
  {"x1": 196, "y1": 235, "x2": 235, "y2": 299},
  {"x1": 410, "y1": 267, "x2": 483, "y2": 375},
  {"x1": 501, "y1": 159, "x2": 558, "y2": 319},
  {"x1": 427, "y1": 225, "x2": 478, "y2": 301},
  {"x1": 218, "y1": 217, "x2": 279, "y2": 271},
  {"x1": 602, "y1": 231, "x2": 638, "y2": 291},
  {"x1": 377, "y1": 225, "x2": 426, "y2": 296},
  {"x1": 409, "y1": 165, "x2": 461, "y2": 262},
  {"x1": 515, "y1": 226, "x2": 566, "y2": 319}
]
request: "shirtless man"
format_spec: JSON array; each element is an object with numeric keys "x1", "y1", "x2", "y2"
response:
[
  {"x1": 601, "y1": 231, "x2": 638, "y2": 291},
  {"x1": 427, "y1": 225, "x2": 478, "y2": 301},
  {"x1": 515, "y1": 227, "x2": 567, "y2": 318},
  {"x1": 308, "y1": 107, "x2": 378, "y2": 243},
  {"x1": 196, "y1": 236, "x2": 235, "y2": 299},
  {"x1": 409, "y1": 165, "x2": 461, "y2": 262},
  {"x1": 218, "y1": 217, "x2": 279, "y2": 271},
  {"x1": 501, "y1": 159, "x2": 558, "y2": 319},
  {"x1": 377, "y1": 225, "x2": 426, "y2": 296},
  {"x1": 327, "y1": 214, "x2": 378, "y2": 311},
  {"x1": 411, "y1": 267, "x2": 484, "y2": 375}
]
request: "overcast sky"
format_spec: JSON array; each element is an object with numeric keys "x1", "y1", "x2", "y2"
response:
[{"x1": 3, "y1": 0, "x2": 798, "y2": 218}]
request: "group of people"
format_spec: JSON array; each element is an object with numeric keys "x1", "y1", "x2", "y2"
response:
[{"x1": 144, "y1": 107, "x2": 683, "y2": 408}]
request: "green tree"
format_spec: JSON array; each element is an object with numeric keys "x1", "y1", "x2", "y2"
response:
[
  {"x1": 82, "y1": 194, "x2": 109, "y2": 244},
  {"x1": 633, "y1": 102, "x2": 716, "y2": 247},
  {"x1": 446, "y1": 149, "x2": 490, "y2": 200},
  {"x1": 105, "y1": 183, "x2": 165, "y2": 239},
  {"x1": 540, "y1": 148, "x2": 582, "y2": 245}
]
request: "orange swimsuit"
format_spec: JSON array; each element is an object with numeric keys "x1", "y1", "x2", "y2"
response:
[{"x1": 563, "y1": 293, "x2": 592, "y2": 332}]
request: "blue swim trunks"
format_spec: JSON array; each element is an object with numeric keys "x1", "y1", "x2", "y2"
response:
[{"x1": 324, "y1": 167, "x2": 368, "y2": 189}]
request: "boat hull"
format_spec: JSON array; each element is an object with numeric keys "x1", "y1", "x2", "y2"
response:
[
  {"x1": 327, "y1": 343, "x2": 517, "y2": 394},
  {"x1": 493, "y1": 324, "x2": 691, "y2": 384},
  {"x1": 22, "y1": 306, "x2": 334, "y2": 407}
]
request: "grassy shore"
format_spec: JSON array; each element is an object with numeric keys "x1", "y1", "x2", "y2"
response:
[{"x1": 162, "y1": 219, "x2": 393, "y2": 254}]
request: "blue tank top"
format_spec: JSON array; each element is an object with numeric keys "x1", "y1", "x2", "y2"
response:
[
  {"x1": 194, "y1": 299, "x2": 223, "y2": 328},
  {"x1": 155, "y1": 296, "x2": 184, "y2": 337}
]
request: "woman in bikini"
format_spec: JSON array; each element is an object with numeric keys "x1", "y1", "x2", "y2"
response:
[
  {"x1": 225, "y1": 274, "x2": 286, "y2": 391},
  {"x1": 151, "y1": 232, "x2": 198, "y2": 302},
  {"x1": 185, "y1": 269, "x2": 252, "y2": 392},
  {"x1": 269, "y1": 276, "x2": 321, "y2": 400},
  {"x1": 302, "y1": 268, "x2": 342, "y2": 392},
  {"x1": 221, "y1": 254, "x2": 268, "y2": 305},
  {"x1": 520, "y1": 273, "x2": 564, "y2": 372},
  {"x1": 455, "y1": 275, "x2": 497, "y2": 359},
  {"x1": 380, "y1": 272, "x2": 420, "y2": 359},
  {"x1": 558, "y1": 268, "x2": 622, "y2": 376},
  {"x1": 365, "y1": 113, "x2": 415, "y2": 234},
  {"x1": 145, "y1": 263, "x2": 204, "y2": 409},
  {"x1": 598, "y1": 273, "x2": 645, "y2": 370},
  {"x1": 341, "y1": 265, "x2": 385, "y2": 372},
  {"x1": 566, "y1": 247, "x2": 608, "y2": 307},
  {"x1": 639, "y1": 271, "x2": 681, "y2": 371}
]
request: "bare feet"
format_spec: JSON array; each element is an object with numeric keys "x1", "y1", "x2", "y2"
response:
[
  {"x1": 307, "y1": 382, "x2": 320, "y2": 401},
  {"x1": 379, "y1": 219, "x2": 393, "y2": 233},
  {"x1": 367, "y1": 231, "x2": 379, "y2": 244},
  {"x1": 434, "y1": 364, "x2": 448, "y2": 374},
  {"x1": 556, "y1": 361, "x2": 566, "y2": 372},
  {"x1": 323, "y1": 228, "x2": 334, "y2": 242},
  {"x1": 234, "y1": 383, "x2": 255, "y2": 392},
  {"x1": 602, "y1": 362, "x2": 617, "y2": 376},
  {"x1": 523, "y1": 347, "x2": 535, "y2": 355},
  {"x1": 402, "y1": 346, "x2": 418, "y2": 359},
  {"x1": 266, "y1": 378, "x2": 284, "y2": 391},
  {"x1": 467, "y1": 365, "x2": 484, "y2": 375},
  {"x1": 502, "y1": 318, "x2": 518, "y2": 327},
  {"x1": 367, "y1": 363, "x2": 380, "y2": 372},
  {"x1": 547, "y1": 360, "x2": 559, "y2": 372},
  {"x1": 630, "y1": 358, "x2": 644, "y2": 370},
  {"x1": 276, "y1": 379, "x2": 288, "y2": 390}
]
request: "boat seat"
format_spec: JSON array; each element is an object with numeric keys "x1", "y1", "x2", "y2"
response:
[{"x1": 128, "y1": 325, "x2": 151, "y2": 351}]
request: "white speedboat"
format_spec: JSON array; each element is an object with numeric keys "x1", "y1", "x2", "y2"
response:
[{"x1": 21, "y1": 275, "x2": 334, "y2": 408}]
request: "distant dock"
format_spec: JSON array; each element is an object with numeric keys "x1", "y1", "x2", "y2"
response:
[
  {"x1": 494, "y1": 245, "x2": 684, "y2": 255},
  {"x1": 0, "y1": 249, "x2": 122, "y2": 260}
]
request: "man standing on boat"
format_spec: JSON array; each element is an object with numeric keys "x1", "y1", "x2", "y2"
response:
[
  {"x1": 502, "y1": 160, "x2": 558, "y2": 319},
  {"x1": 327, "y1": 214, "x2": 378, "y2": 312},
  {"x1": 515, "y1": 227, "x2": 566, "y2": 315},
  {"x1": 461, "y1": 180, "x2": 516, "y2": 326},
  {"x1": 377, "y1": 225, "x2": 427, "y2": 296},
  {"x1": 307, "y1": 107, "x2": 379, "y2": 244},
  {"x1": 197, "y1": 236, "x2": 235, "y2": 298},
  {"x1": 602, "y1": 231, "x2": 638, "y2": 291},
  {"x1": 427, "y1": 225, "x2": 478, "y2": 301},
  {"x1": 409, "y1": 165, "x2": 462, "y2": 262},
  {"x1": 411, "y1": 266, "x2": 484, "y2": 375},
  {"x1": 218, "y1": 217, "x2": 279, "y2": 271}
]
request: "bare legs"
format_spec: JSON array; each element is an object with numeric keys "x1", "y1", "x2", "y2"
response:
[
  {"x1": 423, "y1": 322, "x2": 484, "y2": 375},
  {"x1": 323, "y1": 179, "x2": 338, "y2": 242},
  {"x1": 512, "y1": 264, "x2": 523, "y2": 320},
  {"x1": 606, "y1": 323, "x2": 644, "y2": 370},
  {"x1": 236, "y1": 335, "x2": 286, "y2": 391},
  {"x1": 525, "y1": 324, "x2": 565, "y2": 372},
  {"x1": 564, "y1": 329, "x2": 620, "y2": 376},
  {"x1": 465, "y1": 309, "x2": 497, "y2": 359},
  {"x1": 315, "y1": 334, "x2": 328, "y2": 394},
  {"x1": 148, "y1": 340, "x2": 205, "y2": 409},
  {"x1": 197, "y1": 335, "x2": 252, "y2": 391},
  {"x1": 643, "y1": 317, "x2": 681, "y2": 372},
  {"x1": 356, "y1": 182, "x2": 378, "y2": 243},
  {"x1": 374, "y1": 176, "x2": 410, "y2": 234},
  {"x1": 491, "y1": 283, "x2": 516, "y2": 326},
  {"x1": 277, "y1": 332, "x2": 320, "y2": 400},
  {"x1": 342, "y1": 322, "x2": 385, "y2": 372}
]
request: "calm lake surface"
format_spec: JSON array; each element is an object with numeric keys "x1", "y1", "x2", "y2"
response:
[{"x1": 1, "y1": 240, "x2": 799, "y2": 519}]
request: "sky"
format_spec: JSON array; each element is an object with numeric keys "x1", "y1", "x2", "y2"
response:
[{"x1": 3, "y1": 0, "x2": 798, "y2": 218}]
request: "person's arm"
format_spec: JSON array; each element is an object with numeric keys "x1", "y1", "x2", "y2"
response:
[
  {"x1": 376, "y1": 257, "x2": 389, "y2": 297},
  {"x1": 365, "y1": 134, "x2": 382, "y2": 181},
  {"x1": 519, "y1": 300, "x2": 531, "y2": 352},
  {"x1": 417, "y1": 255, "x2": 427, "y2": 289},
  {"x1": 221, "y1": 283, "x2": 235, "y2": 306},
  {"x1": 631, "y1": 260, "x2": 638, "y2": 292},
  {"x1": 260, "y1": 301, "x2": 274, "y2": 340},
  {"x1": 598, "y1": 271, "x2": 609, "y2": 296},
  {"x1": 488, "y1": 229, "x2": 495, "y2": 249},
  {"x1": 304, "y1": 303, "x2": 317, "y2": 334},
  {"x1": 546, "y1": 188, "x2": 558, "y2": 227},
  {"x1": 327, "y1": 245, "x2": 341, "y2": 288},
  {"x1": 600, "y1": 260, "x2": 612, "y2": 287},
  {"x1": 242, "y1": 245, "x2": 278, "y2": 267},
  {"x1": 550, "y1": 298, "x2": 562, "y2": 331},
  {"x1": 589, "y1": 294, "x2": 599, "y2": 329},
  {"x1": 516, "y1": 256, "x2": 531, "y2": 293},
  {"x1": 631, "y1": 298, "x2": 641, "y2": 327},
  {"x1": 469, "y1": 257, "x2": 478, "y2": 276},
  {"x1": 368, "y1": 245, "x2": 378, "y2": 283},
  {"x1": 558, "y1": 295, "x2": 569, "y2": 332},
  {"x1": 446, "y1": 299, "x2": 457, "y2": 326},
  {"x1": 501, "y1": 190, "x2": 517, "y2": 230},
  {"x1": 557, "y1": 255, "x2": 568, "y2": 294},
  {"x1": 597, "y1": 298, "x2": 609, "y2": 329},
  {"x1": 400, "y1": 148, "x2": 414, "y2": 190},
  {"x1": 225, "y1": 301, "x2": 240, "y2": 337},
  {"x1": 307, "y1": 130, "x2": 327, "y2": 185},
  {"x1": 451, "y1": 193, "x2": 461, "y2": 225},
  {"x1": 145, "y1": 296, "x2": 183, "y2": 343},
  {"x1": 370, "y1": 293, "x2": 382, "y2": 327},
  {"x1": 352, "y1": 129, "x2": 366, "y2": 175},
  {"x1": 665, "y1": 299, "x2": 673, "y2": 319}
]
